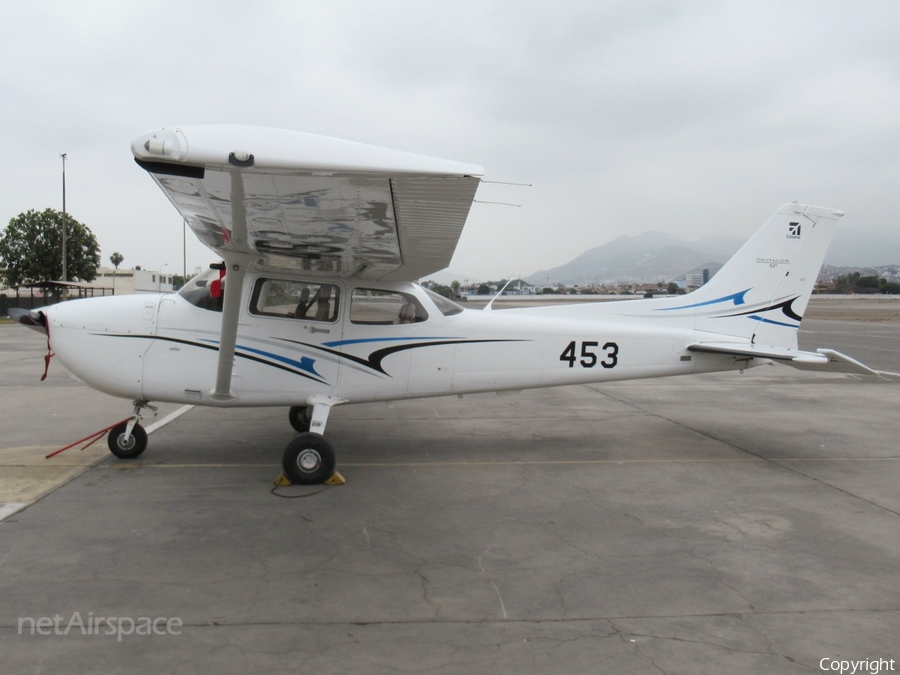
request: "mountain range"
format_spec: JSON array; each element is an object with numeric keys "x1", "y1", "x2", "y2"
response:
[{"x1": 518, "y1": 228, "x2": 900, "y2": 287}]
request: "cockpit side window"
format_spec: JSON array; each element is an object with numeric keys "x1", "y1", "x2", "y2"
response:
[
  {"x1": 250, "y1": 278, "x2": 340, "y2": 322},
  {"x1": 350, "y1": 289, "x2": 428, "y2": 325}
]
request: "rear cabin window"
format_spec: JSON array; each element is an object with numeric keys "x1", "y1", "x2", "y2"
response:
[
  {"x1": 350, "y1": 289, "x2": 428, "y2": 325},
  {"x1": 250, "y1": 279, "x2": 340, "y2": 322}
]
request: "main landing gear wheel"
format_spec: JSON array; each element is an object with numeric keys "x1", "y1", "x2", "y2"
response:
[
  {"x1": 289, "y1": 406, "x2": 311, "y2": 433},
  {"x1": 107, "y1": 422, "x2": 148, "y2": 459},
  {"x1": 283, "y1": 433, "x2": 336, "y2": 485}
]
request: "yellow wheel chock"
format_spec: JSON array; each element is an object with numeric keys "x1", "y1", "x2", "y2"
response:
[{"x1": 274, "y1": 471, "x2": 345, "y2": 487}]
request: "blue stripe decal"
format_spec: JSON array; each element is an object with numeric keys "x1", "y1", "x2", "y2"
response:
[
  {"x1": 322, "y1": 336, "x2": 456, "y2": 348},
  {"x1": 748, "y1": 315, "x2": 799, "y2": 328},
  {"x1": 657, "y1": 289, "x2": 750, "y2": 311},
  {"x1": 200, "y1": 339, "x2": 321, "y2": 377},
  {"x1": 237, "y1": 346, "x2": 322, "y2": 377}
]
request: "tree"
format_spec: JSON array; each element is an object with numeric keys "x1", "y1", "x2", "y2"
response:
[
  {"x1": 855, "y1": 275, "x2": 881, "y2": 291},
  {"x1": 430, "y1": 283, "x2": 454, "y2": 298},
  {"x1": 109, "y1": 252, "x2": 124, "y2": 294},
  {"x1": 0, "y1": 209, "x2": 101, "y2": 287}
]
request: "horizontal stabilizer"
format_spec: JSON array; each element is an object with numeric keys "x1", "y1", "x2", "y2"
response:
[
  {"x1": 688, "y1": 342, "x2": 828, "y2": 363},
  {"x1": 688, "y1": 343, "x2": 891, "y2": 379},
  {"x1": 796, "y1": 348, "x2": 889, "y2": 379}
]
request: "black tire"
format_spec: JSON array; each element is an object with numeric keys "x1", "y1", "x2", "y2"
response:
[
  {"x1": 282, "y1": 433, "x2": 335, "y2": 485},
  {"x1": 107, "y1": 422, "x2": 148, "y2": 459},
  {"x1": 289, "y1": 406, "x2": 311, "y2": 433}
]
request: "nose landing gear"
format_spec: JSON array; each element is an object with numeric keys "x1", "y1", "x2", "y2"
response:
[
  {"x1": 107, "y1": 400, "x2": 157, "y2": 459},
  {"x1": 108, "y1": 422, "x2": 148, "y2": 459}
]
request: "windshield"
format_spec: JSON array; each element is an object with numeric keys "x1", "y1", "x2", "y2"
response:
[
  {"x1": 178, "y1": 268, "x2": 224, "y2": 311},
  {"x1": 422, "y1": 287, "x2": 464, "y2": 316}
]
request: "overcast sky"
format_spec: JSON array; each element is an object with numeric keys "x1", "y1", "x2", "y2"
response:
[{"x1": 2, "y1": 0, "x2": 899, "y2": 281}]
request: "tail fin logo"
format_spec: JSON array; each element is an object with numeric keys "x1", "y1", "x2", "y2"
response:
[{"x1": 787, "y1": 222, "x2": 801, "y2": 239}]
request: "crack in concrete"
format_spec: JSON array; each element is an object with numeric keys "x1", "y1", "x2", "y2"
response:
[
  {"x1": 591, "y1": 387, "x2": 900, "y2": 518},
  {"x1": 378, "y1": 528, "x2": 442, "y2": 619},
  {"x1": 621, "y1": 511, "x2": 647, "y2": 527},
  {"x1": 416, "y1": 562, "x2": 441, "y2": 619},
  {"x1": 478, "y1": 553, "x2": 508, "y2": 619},
  {"x1": 608, "y1": 617, "x2": 807, "y2": 672},
  {"x1": 686, "y1": 548, "x2": 756, "y2": 613},
  {"x1": 1, "y1": 606, "x2": 897, "y2": 633}
]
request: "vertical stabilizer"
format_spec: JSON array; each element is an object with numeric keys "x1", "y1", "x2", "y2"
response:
[{"x1": 662, "y1": 203, "x2": 842, "y2": 349}]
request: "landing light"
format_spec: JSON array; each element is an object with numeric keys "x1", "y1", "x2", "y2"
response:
[{"x1": 143, "y1": 137, "x2": 172, "y2": 156}]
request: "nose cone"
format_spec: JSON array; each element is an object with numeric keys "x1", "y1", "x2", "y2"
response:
[
  {"x1": 48, "y1": 294, "x2": 162, "y2": 400},
  {"x1": 49, "y1": 293, "x2": 163, "y2": 330}
]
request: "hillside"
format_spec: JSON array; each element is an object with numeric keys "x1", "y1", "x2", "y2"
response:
[
  {"x1": 524, "y1": 232, "x2": 743, "y2": 286},
  {"x1": 521, "y1": 228, "x2": 900, "y2": 287}
]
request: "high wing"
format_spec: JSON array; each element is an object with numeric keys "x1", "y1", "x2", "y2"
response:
[{"x1": 132, "y1": 125, "x2": 483, "y2": 281}]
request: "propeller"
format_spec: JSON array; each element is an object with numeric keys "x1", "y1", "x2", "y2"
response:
[{"x1": 8, "y1": 308, "x2": 47, "y2": 333}]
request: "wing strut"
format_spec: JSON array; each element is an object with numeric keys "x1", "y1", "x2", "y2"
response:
[
  {"x1": 209, "y1": 169, "x2": 252, "y2": 402},
  {"x1": 209, "y1": 261, "x2": 246, "y2": 402}
]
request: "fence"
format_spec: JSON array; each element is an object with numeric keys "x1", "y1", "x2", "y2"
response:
[{"x1": 1, "y1": 283, "x2": 114, "y2": 316}]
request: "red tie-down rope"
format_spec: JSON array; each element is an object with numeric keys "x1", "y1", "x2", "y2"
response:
[
  {"x1": 37, "y1": 320, "x2": 134, "y2": 459},
  {"x1": 45, "y1": 418, "x2": 131, "y2": 459},
  {"x1": 41, "y1": 324, "x2": 54, "y2": 381}
]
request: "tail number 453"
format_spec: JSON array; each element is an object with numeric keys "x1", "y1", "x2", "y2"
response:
[{"x1": 560, "y1": 341, "x2": 618, "y2": 369}]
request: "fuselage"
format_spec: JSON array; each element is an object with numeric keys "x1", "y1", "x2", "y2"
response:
[{"x1": 46, "y1": 272, "x2": 748, "y2": 407}]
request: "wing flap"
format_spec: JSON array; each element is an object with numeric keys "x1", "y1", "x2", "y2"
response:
[{"x1": 385, "y1": 176, "x2": 480, "y2": 281}]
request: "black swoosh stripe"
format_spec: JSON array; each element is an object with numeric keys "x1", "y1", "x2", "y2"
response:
[
  {"x1": 277, "y1": 338, "x2": 525, "y2": 377},
  {"x1": 716, "y1": 296, "x2": 803, "y2": 322},
  {"x1": 94, "y1": 333, "x2": 328, "y2": 384}
]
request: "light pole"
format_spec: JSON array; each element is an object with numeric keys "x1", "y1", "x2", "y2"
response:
[
  {"x1": 60, "y1": 153, "x2": 67, "y2": 284},
  {"x1": 158, "y1": 263, "x2": 169, "y2": 292}
]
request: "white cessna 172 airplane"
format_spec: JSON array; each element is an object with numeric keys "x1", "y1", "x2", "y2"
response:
[{"x1": 9, "y1": 125, "x2": 883, "y2": 484}]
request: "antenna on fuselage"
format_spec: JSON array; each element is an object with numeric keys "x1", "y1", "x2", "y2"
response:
[{"x1": 484, "y1": 279, "x2": 512, "y2": 311}]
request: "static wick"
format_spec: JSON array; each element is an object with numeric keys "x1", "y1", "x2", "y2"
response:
[
  {"x1": 480, "y1": 180, "x2": 532, "y2": 186},
  {"x1": 473, "y1": 200, "x2": 521, "y2": 207}
]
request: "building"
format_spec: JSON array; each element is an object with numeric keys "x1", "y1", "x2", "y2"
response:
[{"x1": 90, "y1": 267, "x2": 174, "y2": 294}]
